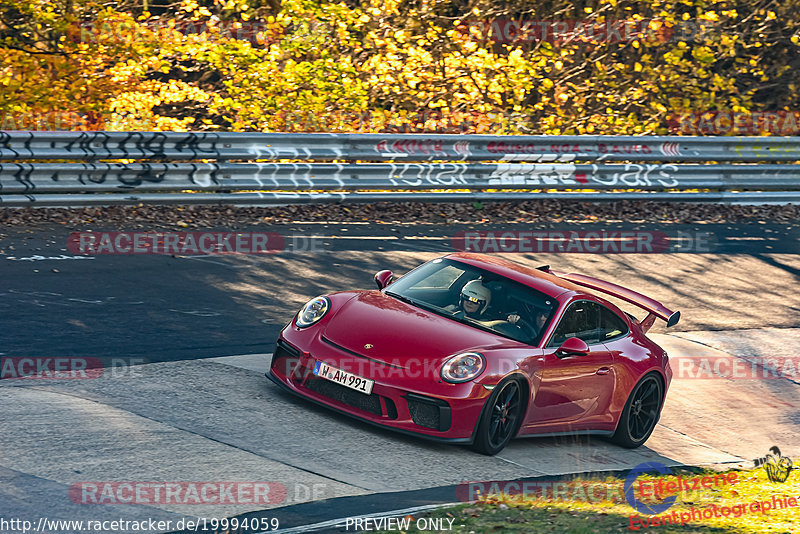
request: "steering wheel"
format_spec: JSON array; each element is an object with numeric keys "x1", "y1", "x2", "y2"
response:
[{"x1": 506, "y1": 311, "x2": 536, "y2": 339}]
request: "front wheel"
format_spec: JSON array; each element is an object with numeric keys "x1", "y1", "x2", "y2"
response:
[
  {"x1": 612, "y1": 373, "x2": 663, "y2": 448},
  {"x1": 471, "y1": 378, "x2": 524, "y2": 455}
]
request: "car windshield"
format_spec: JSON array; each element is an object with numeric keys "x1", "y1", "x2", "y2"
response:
[{"x1": 386, "y1": 258, "x2": 558, "y2": 345}]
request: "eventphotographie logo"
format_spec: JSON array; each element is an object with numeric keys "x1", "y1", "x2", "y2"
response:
[{"x1": 625, "y1": 462, "x2": 676, "y2": 515}]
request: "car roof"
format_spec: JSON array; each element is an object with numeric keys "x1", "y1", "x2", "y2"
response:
[{"x1": 444, "y1": 252, "x2": 583, "y2": 300}]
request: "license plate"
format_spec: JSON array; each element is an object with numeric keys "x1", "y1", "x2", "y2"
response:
[{"x1": 313, "y1": 360, "x2": 374, "y2": 395}]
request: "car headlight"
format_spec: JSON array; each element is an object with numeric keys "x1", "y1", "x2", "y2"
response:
[
  {"x1": 441, "y1": 352, "x2": 485, "y2": 383},
  {"x1": 295, "y1": 296, "x2": 331, "y2": 328}
]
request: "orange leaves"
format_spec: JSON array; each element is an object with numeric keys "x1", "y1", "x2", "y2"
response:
[{"x1": 2, "y1": 0, "x2": 798, "y2": 136}]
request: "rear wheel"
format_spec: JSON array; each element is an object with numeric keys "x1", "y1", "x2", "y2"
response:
[
  {"x1": 471, "y1": 378, "x2": 524, "y2": 455},
  {"x1": 612, "y1": 373, "x2": 663, "y2": 448}
]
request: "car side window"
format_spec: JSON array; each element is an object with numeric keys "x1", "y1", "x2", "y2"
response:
[
  {"x1": 599, "y1": 304, "x2": 629, "y2": 341},
  {"x1": 548, "y1": 301, "x2": 603, "y2": 347}
]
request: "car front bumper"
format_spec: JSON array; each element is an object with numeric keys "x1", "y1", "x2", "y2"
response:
[{"x1": 267, "y1": 334, "x2": 491, "y2": 444}]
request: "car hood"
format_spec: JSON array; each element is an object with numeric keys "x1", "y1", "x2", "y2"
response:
[{"x1": 323, "y1": 290, "x2": 513, "y2": 365}]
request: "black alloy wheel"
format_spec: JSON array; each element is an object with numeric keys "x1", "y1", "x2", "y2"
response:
[
  {"x1": 472, "y1": 378, "x2": 524, "y2": 455},
  {"x1": 612, "y1": 373, "x2": 663, "y2": 448}
]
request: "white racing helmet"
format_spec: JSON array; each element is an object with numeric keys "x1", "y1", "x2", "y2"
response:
[{"x1": 460, "y1": 280, "x2": 491, "y2": 314}]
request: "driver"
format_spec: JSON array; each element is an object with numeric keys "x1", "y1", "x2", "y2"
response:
[
  {"x1": 449, "y1": 281, "x2": 551, "y2": 337},
  {"x1": 451, "y1": 279, "x2": 492, "y2": 319}
]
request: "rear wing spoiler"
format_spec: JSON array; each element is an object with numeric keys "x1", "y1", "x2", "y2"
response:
[{"x1": 546, "y1": 268, "x2": 680, "y2": 333}]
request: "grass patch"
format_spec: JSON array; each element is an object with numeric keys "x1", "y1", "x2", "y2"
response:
[{"x1": 376, "y1": 465, "x2": 799, "y2": 533}]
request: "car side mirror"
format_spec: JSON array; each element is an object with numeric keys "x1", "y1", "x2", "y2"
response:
[
  {"x1": 555, "y1": 337, "x2": 590, "y2": 359},
  {"x1": 374, "y1": 270, "x2": 394, "y2": 289}
]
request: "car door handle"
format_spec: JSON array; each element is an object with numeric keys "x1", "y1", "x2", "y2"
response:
[{"x1": 596, "y1": 367, "x2": 611, "y2": 375}]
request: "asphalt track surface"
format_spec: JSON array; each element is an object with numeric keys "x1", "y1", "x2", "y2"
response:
[
  {"x1": 3, "y1": 222, "x2": 800, "y2": 361},
  {"x1": 1, "y1": 221, "x2": 800, "y2": 533}
]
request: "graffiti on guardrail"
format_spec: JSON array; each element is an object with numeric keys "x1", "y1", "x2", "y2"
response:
[
  {"x1": 483, "y1": 163, "x2": 680, "y2": 187},
  {"x1": 387, "y1": 163, "x2": 470, "y2": 187},
  {"x1": 486, "y1": 141, "x2": 668, "y2": 158},
  {"x1": 487, "y1": 164, "x2": 580, "y2": 186},
  {"x1": 2, "y1": 133, "x2": 798, "y2": 162},
  {"x1": 592, "y1": 164, "x2": 680, "y2": 188},
  {"x1": 375, "y1": 139, "x2": 447, "y2": 157},
  {"x1": 247, "y1": 142, "x2": 344, "y2": 160},
  {"x1": 0, "y1": 131, "x2": 230, "y2": 159},
  {"x1": 1, "y1": 133, "x2": 799, "y2": 207},
  {"x1": 5, "y1": 162, "x2": 800, "y2": 194}
]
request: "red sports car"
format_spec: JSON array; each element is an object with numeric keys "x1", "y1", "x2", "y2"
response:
[{"x1": 267, "y1": 253, "x2": 679, "y2": 455}]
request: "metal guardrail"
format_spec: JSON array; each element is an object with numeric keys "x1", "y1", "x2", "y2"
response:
[{"x1": 1, "y1": 132, "x2": 799, "y2": 206}]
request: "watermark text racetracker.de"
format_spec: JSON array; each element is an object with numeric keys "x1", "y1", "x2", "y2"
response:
[
  {"x1": 70, "y1": 482, "x2": 285, "y2": 505},
  {"x1": 459, "y1": 18, "x2": 702, "y2": 44},
  {"x1": 0, "y1": 357, "x2": 147, "y2": 380},
  {"x1": 66, "y1": 232, "x2": 325, "y2": 255},
  {"x1": 277, "y1": 356, "x2": 524, "y2": 382},
  {"x1": 457, "y1": 479, "x2": 628, "y2": 504},
  {"x1": 667, "y1": 110, "x2": 800, "y2": 135},
  {"x1": 0, "y1": 516, "x2": 280, "y2": 534},
  {"x1": 275, "y1": 353, "x2": 800, "y2": 383},
  {"x1": 0, "y1": 517, "x2": 171, "y2": 534},
  {"x1": 671, "y1": 355, "x2": 799, "y2": 380},
  {"x1": 458, "y1": 471, "x2": 738, "y2": 508},
  {"x1": 70, "y1": 481, "x2": 333, "y2": 505},
  {"x1": 452, "y1": 230, "x2": 714, "y2": 253}
]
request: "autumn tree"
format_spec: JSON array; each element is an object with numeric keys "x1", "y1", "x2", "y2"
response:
[{"x1": 1, "y1": 0, "x2": 798, "y2": 134}]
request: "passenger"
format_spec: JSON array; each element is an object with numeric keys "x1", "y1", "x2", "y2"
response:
[{"x1": 508, "y1": 308, "x2": 548, "y2": 331}]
